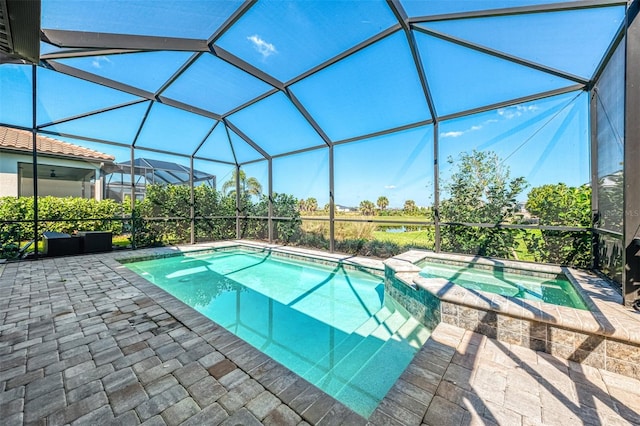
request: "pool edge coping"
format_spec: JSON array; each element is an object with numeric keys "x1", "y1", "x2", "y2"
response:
[
  {"x1": 105, "y1": 242, "x2": 374, "y2": 423},
  {"x1": 113, "y1": 240, "x2": 385, "y2": 274},
  {"x1": 384, "y1": 249, "x2": 640, "y2": 345},
  {"x1": 109, "y1": 240, "x2": 407, "y2": 421}
]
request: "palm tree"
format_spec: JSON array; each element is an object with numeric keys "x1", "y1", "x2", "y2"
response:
[
  {"x1": 221, "y1": 170, "x2": 262, "y2": 197},
  {"x1": 306, "y1": 197, "x2": 318, "y2": 212},
  {"x1": 403, "y1": 199, "x2": 417, "y2": 214},
  {"x1": 359, "y1": 200, "x2": 376, "y2": 216},
  {"x1": 377, "y1": 196, "x2": 389, "y2": 211}
]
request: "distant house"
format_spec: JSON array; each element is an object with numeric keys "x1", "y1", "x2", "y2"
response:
[
  {"x1": 0, "y1": 126, "x2": 114, "y2": 200},
  {"x1": 335, "y1": 204, "x2": 354, "y2": 212},
  {"x1": 0, "y1": 127, "x2": 217, "y2": 203},
  {"x1": 105, "y1": 158, "x2": 217, "y2": 202}
]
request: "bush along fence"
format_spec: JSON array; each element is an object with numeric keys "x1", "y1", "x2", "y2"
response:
[{"x1": 1, "y1": 182, "x2": 592, "y2": 269}]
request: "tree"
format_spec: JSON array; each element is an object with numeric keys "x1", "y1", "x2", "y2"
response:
[
  {"x1": 359, "y1": 200, "x2": 376, "y2": 216},
  {"x1": 377, "y1": 196, "x2": 389, "y2": 211},
  {"x1": 439, "y1": 150, "x2": 527, "y2": 258},
  {"x1": 403, "y1": 200, "x2": 417, "y2": 215},
  {"x1": 524, "y1": 183, "x2": 591, "y2": 267},
  {"x1": 298, "y1": 199, "x2": 307, "y2": 212},
  {"x1": 440, "y1": 150, "x2": 527, "y2": 224},
  {"x1": 221, "y1": 170, "x2": 262, "y2": 197},
  {"x1": 242, "y1": 193, "x2": 301, "y2": 242},
  {"x1": 306, "y1": 197, "x2": 318, "y2": 212},
  {"x1": 526, "y1": 183, "x2": 590, "y2": 227}
]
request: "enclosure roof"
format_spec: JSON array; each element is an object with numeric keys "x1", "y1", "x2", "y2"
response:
[
  {"x1": 113, "y1": 158, "x2": 216, "y2": 185},
  {"x1": 0, "y1": 0, "x2": 629, "y2": 165}
]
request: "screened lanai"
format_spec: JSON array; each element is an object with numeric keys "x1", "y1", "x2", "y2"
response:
[{"x1": 0, "y1": 0, "x2": 638, "y2": 307}]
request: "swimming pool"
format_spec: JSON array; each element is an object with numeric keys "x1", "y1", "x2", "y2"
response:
[
  {"x1": 418, "y1": 260, "x2": 588, "y2": 310},
  {"x1": 124, "y1": 248, "x2": 431, "y2": 417}
]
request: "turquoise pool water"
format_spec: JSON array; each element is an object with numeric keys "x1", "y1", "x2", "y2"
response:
[
  {"x1": 125, "y1": 248, "x2": 430, "y2": 417},
  {"x1": 419, "y1": 261, "x2": 588, "y2": 310}
]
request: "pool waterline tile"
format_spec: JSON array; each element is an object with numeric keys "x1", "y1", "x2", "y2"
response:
[
  {"x1": 121, "y1": 243, "x2": 429, "y2": 417},
  {"x1": 385, "y1": 249, "x2": 640, "y2": 380}
]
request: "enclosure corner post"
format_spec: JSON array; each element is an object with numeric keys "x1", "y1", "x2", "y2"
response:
[
  {"x1": 589, "y1": 88, "x2": 600, "y2": 270},
  {"x1": 329, "y1": 145, "x2": 335, "y2": 253},
  {"x1": 623, "y1": 0, "x2": 640, "y2": 307},
  {"x1": 31, "y1": 64, "x2": 39, "y2": 259},
  {"x1": 130, "y1": 145, "x2": 136, "y2": 249},
  {"x1": 190, "y1": 156, "x2": 195, "y2": 245},
  {"x1": 433, "y1": 121, "x2": 441, "y2": 253},
  {"x1": 235, "y1": 164, "x2": 241, "y2": 240},
  {"x1": 268, "y1": 158, "x2": 273, "y2": 244}
]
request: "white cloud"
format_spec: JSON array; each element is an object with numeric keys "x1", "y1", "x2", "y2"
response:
[
  {"x1": 498, "y1": 104, "x2": 539, "y2": 119},
  {"x1": 247, "y1": 34, "x2": 277, "y2": 59},
  {"x1": 441, "y1": 131, "x2": 464, "y2": 138},
  {"x1": 91, "y1": 56, "x2": 111, "y2": 69},
  {"x1": 518, "y1": 105, "x2": 538, "y2": 113},
  {"x1": 384, "y1": 185, "x2": 396, "y2": 190},
  {"x1": 440, "y1": 123, "x2": 485, "y2": 139},
  {"x1": 497, "y1": 108, "x2": 517, "y2": 119}
]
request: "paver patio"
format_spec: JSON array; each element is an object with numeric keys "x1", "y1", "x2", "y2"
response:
[{"x1": 1, "y1": 246, "x2": 639, "y2": 425}]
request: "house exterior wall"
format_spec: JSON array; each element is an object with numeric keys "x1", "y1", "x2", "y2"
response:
[
  {"x1": 0, "y1": 152, "x2": 21, "y2": 197},
  {"x1": 0, "y1": 150, "x2": 103, "y2": 200}
]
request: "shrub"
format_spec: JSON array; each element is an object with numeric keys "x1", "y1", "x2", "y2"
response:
[
  {"x1": 525, "y1": 184, "x2": 592, "y2": 267},
  {"x1": 0, "y1": 195, "x2": 126, "y2": 259}
]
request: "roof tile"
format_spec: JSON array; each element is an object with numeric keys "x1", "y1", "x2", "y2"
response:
[{"x1": 0, "y1": 126, "x2": 115, "y2": 162}]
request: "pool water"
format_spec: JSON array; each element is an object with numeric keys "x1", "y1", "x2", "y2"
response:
[
  {"x1": 419, "y1": 261, "x2": 588, "y2": 310},
  {"x1": 125, "y1": 249, "x2": 431, "y2": 417}
]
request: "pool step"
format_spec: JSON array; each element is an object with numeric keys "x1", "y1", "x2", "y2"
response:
[
  {"x1": 300, "y1": 302, "x2": 403, "y2": 383},
  {"x1": 395, "y1": 315, "x2": 432, "y2": 349},
  {"x1": 313, "y1": 304, "x2": 430, "y2": 412},
  {"x1": 329, "y1": 311, "x2": 425, "y2": 385},
  {"x1": 304, "y1": 298, "x2": 427, "y2": 394},
  {"x1": 301, "y1": 301, "x2": 400, "y2": 382},
  {"x1": 333, "y1": 322, "x2": 426, "y2": 412}
]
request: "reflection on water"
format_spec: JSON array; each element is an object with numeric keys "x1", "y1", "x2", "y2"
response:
[
  {"x1": 124, "y1": 248, "x2": 429, "y2": 417},
  {"x1": 380, "y1": 225, "x2": 428, "y2": 233}
]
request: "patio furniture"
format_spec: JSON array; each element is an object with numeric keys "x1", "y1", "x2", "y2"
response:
[
  {"x1": 43, "y1": 231, "x2": 81, "y2": 256},
  {"x1": 77, "y1": 231, "x2": 113, "y2": 253}
]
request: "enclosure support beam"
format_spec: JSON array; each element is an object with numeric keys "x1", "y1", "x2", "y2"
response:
[
  {"x1": 329, "y1": 145, "x2": 335, "y2": 253},
  {"x1": 623, "y1": 0, "x2": 640, "y2": 307},
  {"x1": 268, "y1": 158, "x2": 273, "y2": 244},
  {"x1": 433, "y1": 122, "x2": 441, "y2": 252},
  {"x1": 589, "y1": 89, "x2": 600, "y2": 269},
  {"x1": 235, "y1": 164, "x2": 241, "y2": 240},
  {"x1": 31, "y1": 64, "x2": 39, "y2": 259},
  {"x1": 190, "y1": 156, "x2": 195, "y2": 245},
  {"x1": 130, "y1": 146, "x2": 136, "y2": 249},
  {"x1": 409, "y1": 0, "x2": 627, "y2": 24}
]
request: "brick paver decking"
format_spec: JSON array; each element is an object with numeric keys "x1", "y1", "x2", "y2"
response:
[{"x1": 1, "y1": 248, "x2": 639, "y2": 425}]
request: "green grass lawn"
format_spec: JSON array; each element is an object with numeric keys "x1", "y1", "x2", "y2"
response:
[
  {"x1": 373, "y1": 228, "x2": 540, "y2": 262},
  {"x1": 512, "y1": 230, "x2": 540, "y2": 262},
  {"x1": 302, "y1": 213, "x2": 431, "y2": 223},
  {"x1": 372, "y1": 230, "x2": 434, "y2": 248}
]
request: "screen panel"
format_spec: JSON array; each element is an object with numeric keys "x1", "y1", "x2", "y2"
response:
[{"x1": 334, "y1": 125, "x2": 435, "y2": 253}]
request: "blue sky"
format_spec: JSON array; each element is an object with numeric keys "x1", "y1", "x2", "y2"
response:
[{"x1": 0, "y1": 1, "x2": 626, "y2": 208}]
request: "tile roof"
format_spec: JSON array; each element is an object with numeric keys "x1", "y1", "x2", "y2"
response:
[{"x1": 0, "y1": 126, "x2": 115, "y2": 162}]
